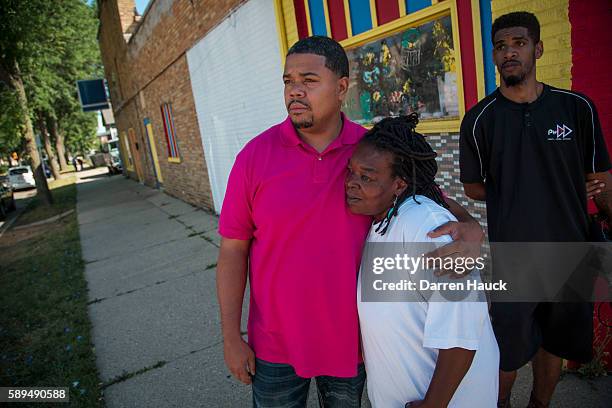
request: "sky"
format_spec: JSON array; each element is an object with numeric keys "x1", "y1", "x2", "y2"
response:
[
  {"x1": 134, "y1": 0, "x2": 151, "y2": 15},
  {"x1": 87, "y1": 0, "x2": 150, "y2": 15}
]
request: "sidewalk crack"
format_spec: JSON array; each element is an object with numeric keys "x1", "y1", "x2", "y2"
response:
[
  {"x1": 87, "y1": 267, "x2": 213, "y2": 306},
  {"x1": 102, "y1": 360, "x2": 167, "y2": 389}
]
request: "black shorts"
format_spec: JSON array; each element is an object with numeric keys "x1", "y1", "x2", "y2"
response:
[{"x1": 490, "y1": 302, "x2": 593, "y2": 371}]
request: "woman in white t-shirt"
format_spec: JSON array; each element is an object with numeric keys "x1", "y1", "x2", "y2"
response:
[{"x1": 345, "y1": 115, "x2": 499, "y2": 407}]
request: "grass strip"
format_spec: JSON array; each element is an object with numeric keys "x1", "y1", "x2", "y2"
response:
[
  {"x1": 15, "y1": 176, "x2": 77, "y2": 226},
  {"x1": 0, "y1": 178, "x2": 104, "y2": 407}
]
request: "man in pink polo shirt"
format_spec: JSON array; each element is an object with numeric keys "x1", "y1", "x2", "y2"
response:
[{"x1": 217, "y1": 36, "x2": 484, "y2": 407}]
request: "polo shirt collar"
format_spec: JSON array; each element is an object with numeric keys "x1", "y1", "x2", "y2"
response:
[{"x1": 280, "y1": 112, "x2": 361, "y2": 148}]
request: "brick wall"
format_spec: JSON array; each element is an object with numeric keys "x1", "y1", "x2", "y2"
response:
[
  {"x1": 140, "y1": 55, "x2": 214, "y2": 207},
  {"x1": 98, "y1": 0, "x2": 131, "y2": 107},
  {"x1": 429, "y1": 133, "x2": 488, "y2": 227},
  {"x1": 117, "y1": 0, "x2": 138, "y2": 33},
  {"x1": 98, "y1": 0, "x2": 245, "y2": 210}
]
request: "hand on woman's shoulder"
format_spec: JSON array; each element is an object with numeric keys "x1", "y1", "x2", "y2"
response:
[{"x1": 397, "y1": 196, "x2": 457, "y2": 244}]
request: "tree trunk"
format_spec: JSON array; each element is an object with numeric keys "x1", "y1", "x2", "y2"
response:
[
  {"x1": 2, "y1": 62, "x2": 53, "y2": 205},
  {"x1": 37, "y1": 111, "x2": 62, "y2": 180},
  {"x1": 49, "y1": 115, "x2": 68, "y2": 171}
]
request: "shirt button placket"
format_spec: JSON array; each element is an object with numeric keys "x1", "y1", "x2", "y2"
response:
[
  {"x1": 314, "y1": 155, "x2": 326, "y2": 182},
  {"x1": 524, "y1": 110, "x2": 531, "y2": 127}
]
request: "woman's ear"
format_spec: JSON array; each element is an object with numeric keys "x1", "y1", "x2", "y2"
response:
[{"x1": 394, "y1": 178, "x2": 408, "y2": 197}]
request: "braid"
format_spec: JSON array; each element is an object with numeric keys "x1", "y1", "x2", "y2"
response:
[{"x1": 362, "y1": 113, "x2": 448, "y2": 235}]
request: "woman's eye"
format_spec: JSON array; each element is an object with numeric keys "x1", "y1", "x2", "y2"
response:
[{"x1": 361, "y1": 175, "x2": 370, "y2": 182}]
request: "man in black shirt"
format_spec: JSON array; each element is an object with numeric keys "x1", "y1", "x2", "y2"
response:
[{"x1": 460, "y1": 11, "x2": 612, "y2": 408}]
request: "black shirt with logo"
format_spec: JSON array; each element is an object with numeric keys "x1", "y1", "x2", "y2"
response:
[{"x1": 460, "y1": 84, "x2": 611, "y2": 242}]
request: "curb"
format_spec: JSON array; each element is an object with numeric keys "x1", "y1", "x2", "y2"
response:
[
  {"x1": 12, "y1": 209, "x2": 76, "y2": 231},
  {"x1": 0, "y1": 210, "x2": 22, "y2": 240}
]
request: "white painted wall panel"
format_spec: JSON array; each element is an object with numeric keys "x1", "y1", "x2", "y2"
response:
[{"x1": 187, "y1": 0, "x2": 286, "y2": 212}]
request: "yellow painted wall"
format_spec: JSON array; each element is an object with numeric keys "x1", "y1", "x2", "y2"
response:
[
  {"x1": 491, "y1": 0, "x2": 571, "y2": 89},
  {"x1": 120, "y1": 131, "x2": 134, "y2": 171},
  {"x1": 281, "y1": 0, "x2": 300, "y2": 49}
]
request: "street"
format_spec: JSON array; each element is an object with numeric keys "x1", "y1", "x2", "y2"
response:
[{"x1": 0, "y1": 187, "x2": 37, "y2": 232}]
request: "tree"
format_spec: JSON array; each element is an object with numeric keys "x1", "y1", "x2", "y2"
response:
[
  {"x1": 37, "y1": 111, "x2": 62, "y2": 180},
  {"x1": 48, "y1": 114, "x2": 68, "y2": 171},
  {"x1": 0, "y1": 0, "x2": 103, "y2": 203},
  {"x1": 62, "y1": 109, "x2": 98, "y2": 156},
  {"x1": 48, "y1": 0, "x2": 103, "y2": 170},
  {"x1": 0, "y1": 87, "x2": 24, "y2": 160},
  {"x1": 0, "y1": 0, "x2": 58, "y2": 205}
]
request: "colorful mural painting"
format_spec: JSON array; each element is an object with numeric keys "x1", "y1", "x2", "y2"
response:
[{"x1": 343, "y1": 14, "x2": 458, "y2": 125}]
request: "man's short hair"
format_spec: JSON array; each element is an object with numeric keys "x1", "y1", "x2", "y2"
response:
[
  {"x1": 492, "y1": 11, "x2": 540, "y2": 44},
  {"x1": 287, "y1": 36, "x2": 349, "y2": 78}
]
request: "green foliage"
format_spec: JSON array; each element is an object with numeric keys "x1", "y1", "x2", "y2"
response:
[
  {"x1": 62, "y1": 109, "x2": 99, "y2": 155},
  {"x1": 0, "y1": 0, "x2": 103, "y2": 157},
  {"x1": 0, "y1": 87, "x2": 24, "y2": 156},
  {"x1": 0, "y1": 0, "x2": 56, "y2": 71}
]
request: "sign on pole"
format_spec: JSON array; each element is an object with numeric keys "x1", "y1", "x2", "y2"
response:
[{"x1": 76, "y1": 79, "x2": 109, "y2": 112}]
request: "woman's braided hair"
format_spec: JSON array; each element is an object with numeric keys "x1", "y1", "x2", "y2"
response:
[{"x1": 361, "y1": 113, "x2": 448, "y2": 235}]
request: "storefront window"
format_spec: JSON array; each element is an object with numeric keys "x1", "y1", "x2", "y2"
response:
[{"x1": 343, "y1": 14, "x2": 458, "y2": 126}]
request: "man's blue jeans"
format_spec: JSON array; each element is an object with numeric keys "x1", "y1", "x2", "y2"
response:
[{"x1": 252, "y1": 358, "x2": 366, "y2": 408}]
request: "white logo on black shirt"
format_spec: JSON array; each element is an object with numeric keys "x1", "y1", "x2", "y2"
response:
[{"x1": 547, "y1": 124, "x2": 573, "y2": 140}]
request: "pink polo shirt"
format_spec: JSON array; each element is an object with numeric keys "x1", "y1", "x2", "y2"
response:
[{"x1": 218, "y1": 114, "x2": 371, "y2": 378}]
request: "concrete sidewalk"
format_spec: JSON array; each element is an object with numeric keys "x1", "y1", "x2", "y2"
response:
[
  {"x1": 76, "y1": 169, "x2": 611, "y2": 407},
  {"x1": 77, "y1": 168, "x2": 249, "y2": 407}
]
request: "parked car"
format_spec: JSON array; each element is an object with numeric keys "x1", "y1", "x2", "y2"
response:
[
  {"x1": 0, "y1": 179, "x2": 16, "y2": 220},
  {"x1": 8, "y1": 166, "x2": 36, "y2": 190},
  {"x1": 109, "y1": 150, "x2": 123, "y2": 174}
]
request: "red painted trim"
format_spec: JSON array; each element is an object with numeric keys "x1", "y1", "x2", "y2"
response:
[
  {"x1": 167, "y1": 104, "x2": 179, "y2": 157},
  {"x1": 569, "y1": 0, "x2": 611, "y2": 150},
  {"x1": 328, "y1": 0, "x2": 348, "y2": 41},
  {"x1": 569, "y1": 0, "x2": 612, "y2": 215},
  {"x1": 161, "y1": 105, "x2": 172, "y2": 157},
  {"x1": 456, "y1": 0, "x2": 478, "y2": 110},
  {"x1": 375, "y1": 0, "x2": 399, "y2": 25},
  {"x1": 293, "y1": 0, "x2": 310, "y2": 39}
]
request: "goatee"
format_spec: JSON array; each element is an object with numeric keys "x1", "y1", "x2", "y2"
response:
[
  {"x1": 502, "y1": 73, "x2": 525, "y2": 87},
  {"x1": 292, "y1": 119, "x2": 314, "y2": 129}
]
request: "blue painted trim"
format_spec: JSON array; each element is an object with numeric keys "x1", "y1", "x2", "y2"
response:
[
  {"x1": 480, "y1": 0, "x2": 496, "y2": 95},
  {"x1": 308, "y1": 0, "x2": 328, "y2": 36},
  {"x1": 406, "y1": 0, "x2": 431, "y2": 14},
  {"x1": 348, "y1": 0, "x2": 372, "y2": 35}
]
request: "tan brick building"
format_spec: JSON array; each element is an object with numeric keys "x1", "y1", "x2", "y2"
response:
[{"x1": 98, "y1": 0, "x2": 245, "y2": 209}]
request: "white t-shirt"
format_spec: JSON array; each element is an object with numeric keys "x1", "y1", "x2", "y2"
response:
[{"x1": 358, "y1": 195, "x2": 499, "y2": 408}]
